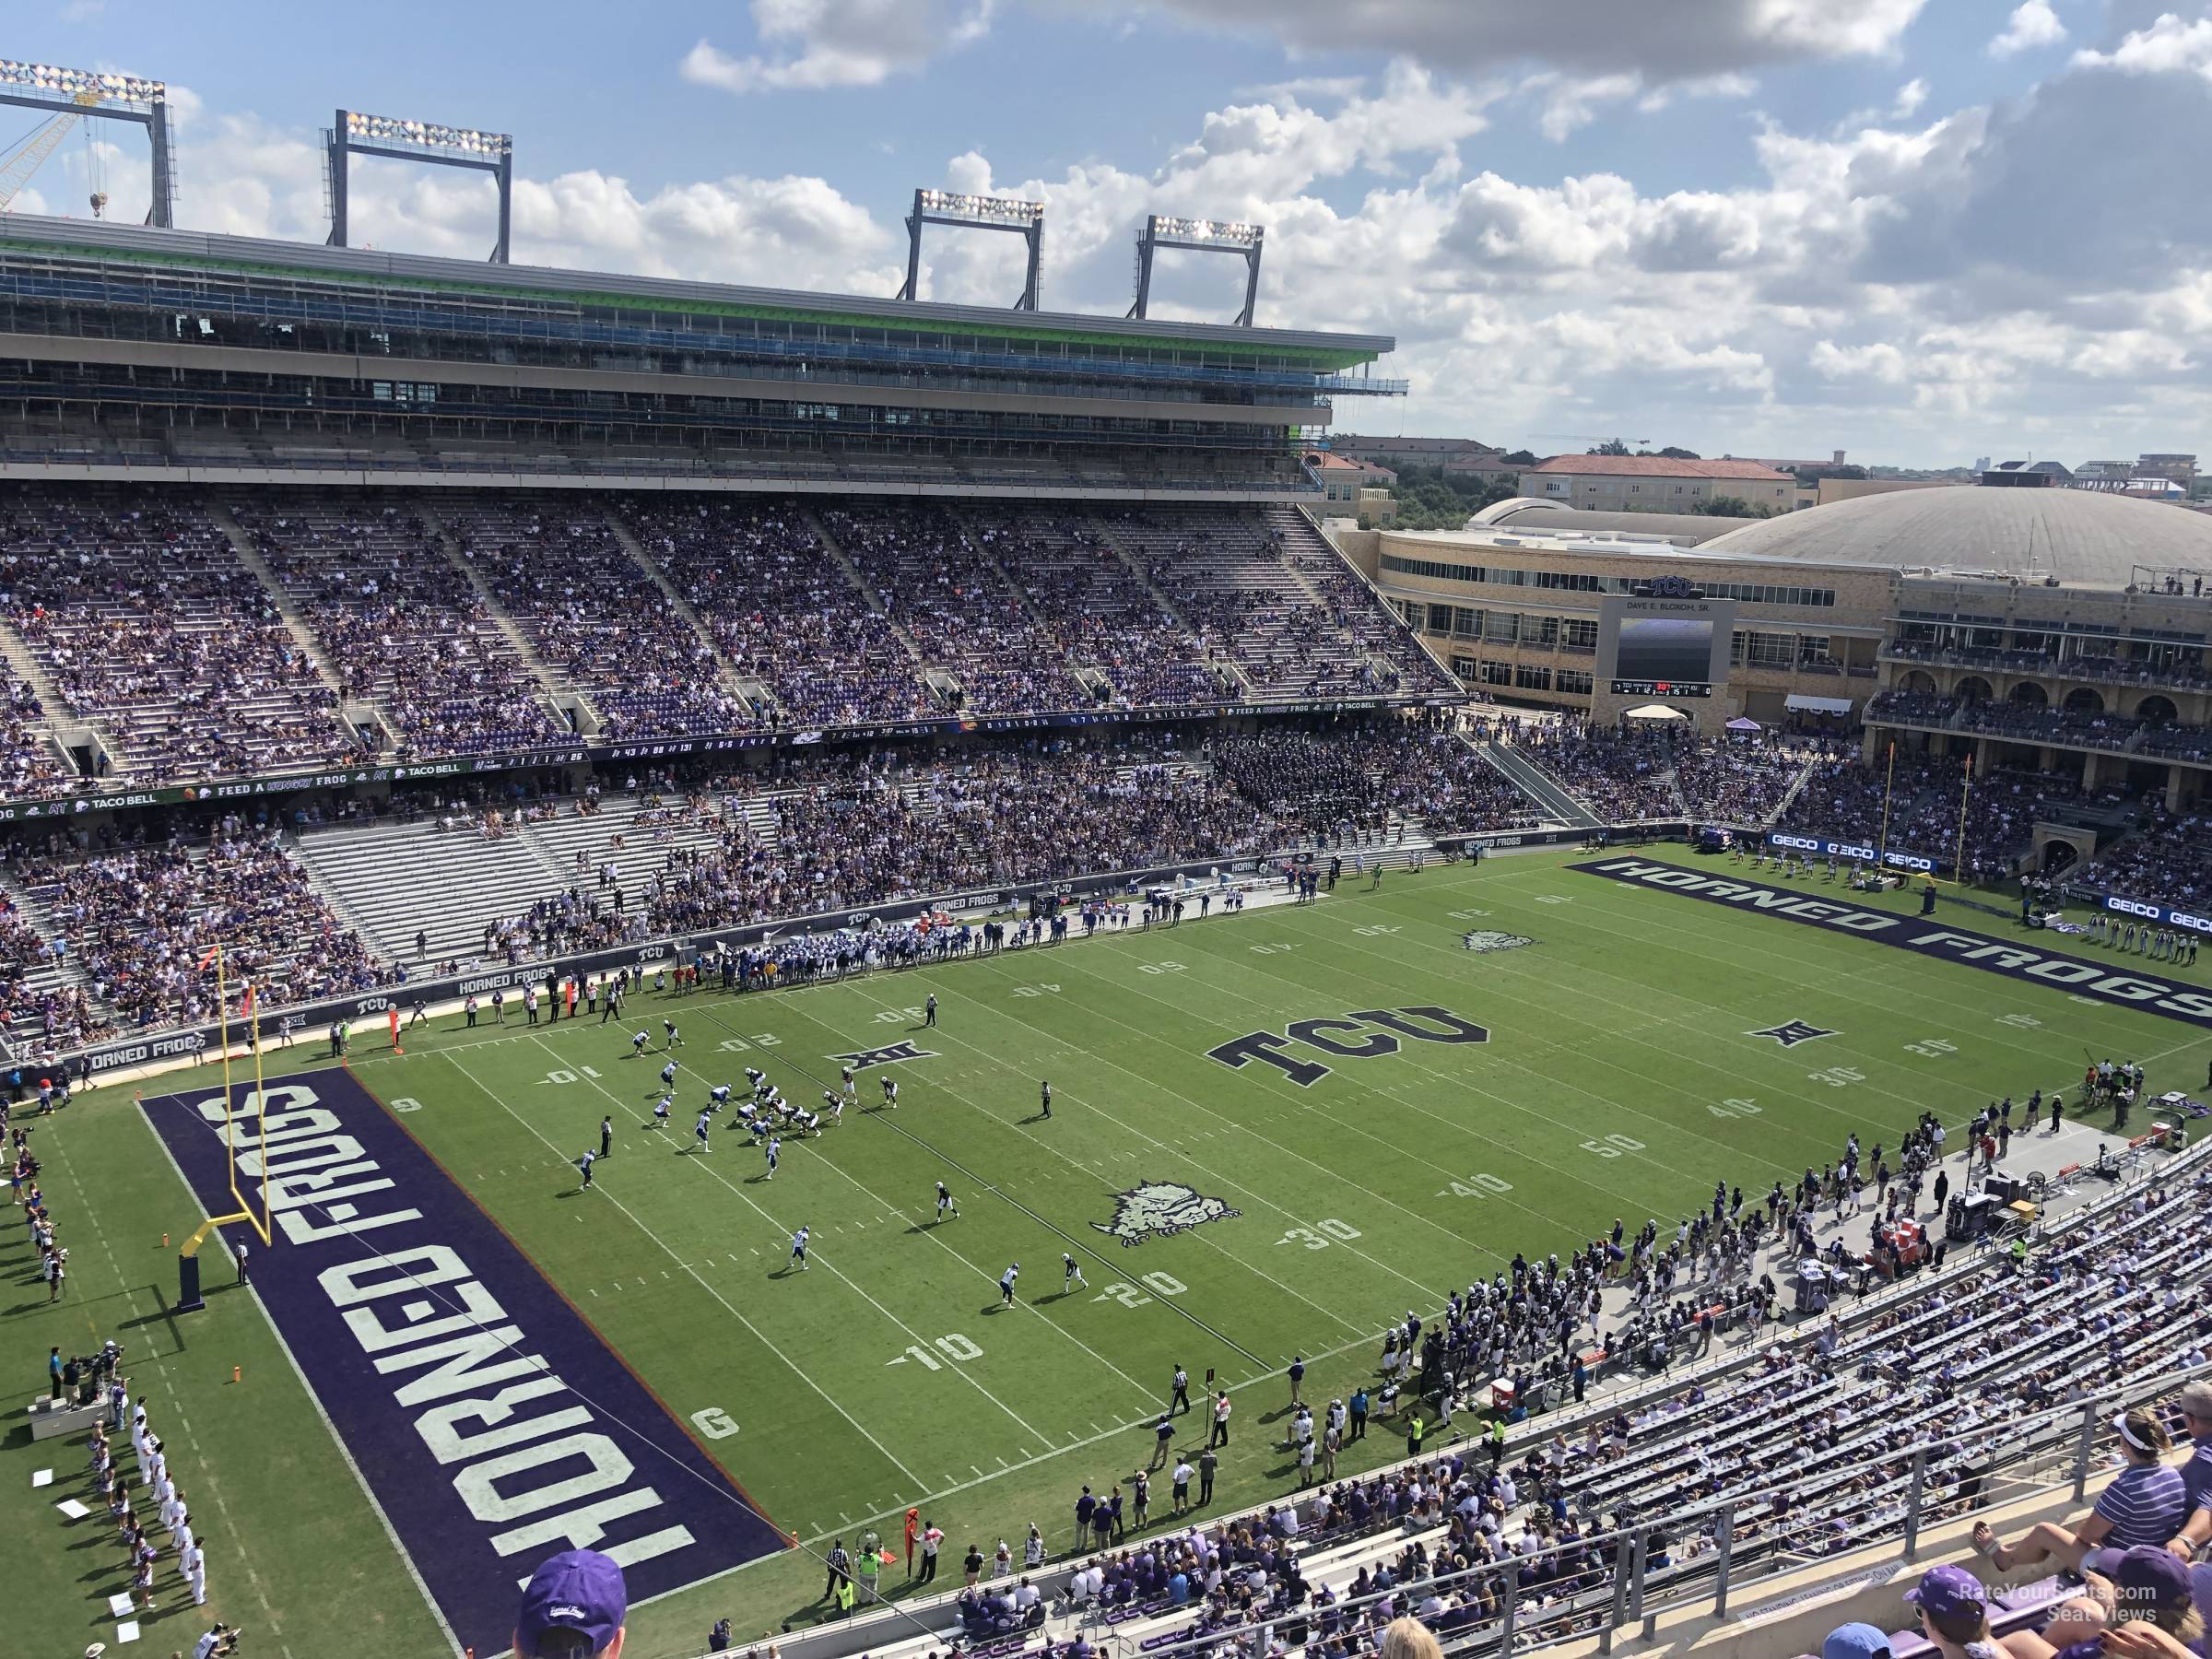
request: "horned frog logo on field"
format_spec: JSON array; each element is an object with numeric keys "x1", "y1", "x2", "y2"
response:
[{"x1": 1091, "y1": 1181, "x2": 1243, "y2": 1248}]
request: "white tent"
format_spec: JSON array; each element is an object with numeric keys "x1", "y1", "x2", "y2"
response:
[{"x1": 1621, "y1": 703, "x2": 1689, "y2": 722}]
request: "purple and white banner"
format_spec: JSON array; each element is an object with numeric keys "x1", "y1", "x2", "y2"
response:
[{"x1": 140, "y1": 1068, "x2": 784, "y2": 1655}]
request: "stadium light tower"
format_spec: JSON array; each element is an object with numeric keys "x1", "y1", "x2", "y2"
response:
[
  {"x1": 325, "y1": 108, "x2": 513, "y2": 262},
  {"x1": 1129, "y1": 215, "x2": 1265, "y2": 326},
  {"x1": 897, "y1": 188, "x2": 1045, "y2": 311},
  {"x1": 0, "y1": 60, "x2": 175, "y2": 226}
]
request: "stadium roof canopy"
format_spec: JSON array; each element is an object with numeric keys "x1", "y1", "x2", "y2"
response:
[
  {"x1": 1700, "y1": 484, "x2": 2212, "y2": 589},
  {"x1": 0, "y1": 214, "x2": 1392, "y2": 370}
]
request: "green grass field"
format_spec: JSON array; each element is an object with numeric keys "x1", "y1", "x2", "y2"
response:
[{"x1": 7, "y1": 847, "x2": 2210, "y2": 1659}]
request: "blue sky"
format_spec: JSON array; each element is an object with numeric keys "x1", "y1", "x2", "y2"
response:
[{"x1": 11, "y1": 1, "x2": 2211, "y2": 466}]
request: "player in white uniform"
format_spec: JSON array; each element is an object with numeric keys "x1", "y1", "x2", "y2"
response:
[
  {"x1": 790, "y1": 1226, "x2": 809, "y2": 1270},
  {"x1": 764, "y1": 1135, "x2": 782, "y2": 1179},
  {"x1": 577, "y1": 1148, "x2": 596, "y2": 1189},
  {"x1": 999, "y1": 1262, "x2": 1020, "y2": 1306},
  {"x1": 181, "y1": 1536, "x2": 206, "y2": 1605},
  {"x1": 631, "y1": 1029, "x2": 650, "y2": 1057},
  {"x1": 709, "y1": 1082, "x2": 733, "y2": 1111},
  {"x1": 653, "y1": 1093, "x2": 672, "y2": 1129},
  {"x1": 692, "y1": 1112, "x2": 712, "y2": 1153},
  {"x1": 661, "y1": 1058, "x2": 680, "y2": 1089}
]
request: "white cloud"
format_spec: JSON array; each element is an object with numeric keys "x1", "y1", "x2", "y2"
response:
[
  {"x1": 1990, "y1": 1, "x2": 2067, "y2": 58},
  {"x1": 87, "y1": 23, "x2": 2212, "y2": 465},
  {"x1": 2071, "y1": 10, "x2": 2212, "y2": 79},
  {"x1": 1051, "y1": 0, "x2": 1926, "y2": 78},
  {"x1": 681, "y1": 0, "x2": 996, "y2": 94},
  {"x1": 1527, "y1": 73, "x2": 1644, "y2": 141}
]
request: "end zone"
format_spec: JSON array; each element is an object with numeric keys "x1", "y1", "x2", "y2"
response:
[
  {"x1": 1571, "y1": 858, "x2": 2212, "y2": 1030},
  {"x1": 139, "y1": 1068, "x2": 784, "y2": 1656}
]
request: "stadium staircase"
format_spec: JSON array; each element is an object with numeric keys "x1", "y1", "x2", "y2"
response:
[
  {"x1": 800, "y1": 503, "x2": 931, "y2": 669},
  {"x1": 0, "y1": 865, "x2": 98, "y2": 1041},
  {"x1": 0, "y1": 626, "x2": 96, "y2": 780},
  {"x1": 413, "y1": 501, "x2": 593, "y2": 735},
  {"x1": 1479, "y1": 739, "x2": 1603, "y2": 829},
  {"x1": 1766, "y1": 755, "x2": 1820, "y2": 824},
  {"x1": 210, "y1": 505, "x2": 395, "y2": 751},
  {"x1": 1088, "y1": 513, "x2": 1257, "y2": 698},
  {"x1": 597, "y1": 512, "x2": 751, "y2": 701}
]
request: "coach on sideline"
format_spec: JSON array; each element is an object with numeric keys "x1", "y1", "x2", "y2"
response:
[{"x1": 515, "y1": 1548, "x2": 627, "y2": 1657}]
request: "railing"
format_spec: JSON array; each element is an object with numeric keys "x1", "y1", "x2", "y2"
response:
[
  {"x1": 1880, "y1": 641, "x2": 2212, "y2": 695},
  {"x1": 733, "y1": 1137, "x2": 2208, "y2": 1659},
  {"x1": 1117, "y1": 1359, "x2": 2208, "y2": 1659}
]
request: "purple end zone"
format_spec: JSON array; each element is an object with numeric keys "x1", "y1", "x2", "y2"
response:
[
  {"x1": 1572, "y1": 857, "x2": 2212, "y2": 1030},
  {"x1": 140, "y1": 1068, "x2": 784, "y2": 1656}
]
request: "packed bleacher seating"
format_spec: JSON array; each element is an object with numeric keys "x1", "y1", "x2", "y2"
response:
[
  {"x1": 2076, "y1": 806, "x2": 2212, "y2": 914},
  {"x1": 25, "y1": 830, "x2": 397, "y2": 1029},
  {"x1": 1778, "y1": 752, "x2": 2069, "y2": 874},
  {"x1": 823, "y1": 503, "x2": 1094, "y2": 715},
  {"x1": 231, "y1": 495, "x2": 574, "y2": 759},
  {"x1": 1211, "y1": 720, "x2": 1545, "y2": 840},
  {"x1": 0, "y1": 486, "x2": 359, "y2": 782},
  {"x1": 1512, "y1": 723, "x2": 1683, "y2": 820},
  {"x1": 439, "y1": 495, "x2": 736, "y2": 741},
  {"x1": 617, "y1": 495, "x2": 936, "y2": 728},
  {"x1": 1672, "y1": 739, "x2": 1810, "y2": 825},
  {"x1": 0, "y1": 662, "x2": 68, "y2": 794},
  {"x1": 1112, "y1": 507, "x2": 1448, "y2": 700},
  {"x1": 963, "y1": 504, "x2": 1227, "y2": 710}
]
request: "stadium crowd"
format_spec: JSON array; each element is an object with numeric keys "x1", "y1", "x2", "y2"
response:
[
  {"x1": 0, "y1": 488, "x2": 359, "y2": 782},
  {"x1": 233, "y1": 496, "x2": 575, "y2": 759}
]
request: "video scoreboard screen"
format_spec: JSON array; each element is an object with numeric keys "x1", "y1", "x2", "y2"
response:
[{"x1": 1596, "y1": 593, "x2": 1736, "y2": 700}]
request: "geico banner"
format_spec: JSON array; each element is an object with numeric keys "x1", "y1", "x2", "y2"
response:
[
  {"x1": 1767, "y1": 831, "x2": 1941, "y2": 876},
  {"x1": 53, "y1": 851, "x2": 1265, "y2": 1077},
  {"x1": 2101, "y1": 894, "x2": 2212, "y2": 937}
]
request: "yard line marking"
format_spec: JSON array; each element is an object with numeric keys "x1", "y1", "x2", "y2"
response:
[
  {"x1": 1045, "y1": 946, "x2": 1677, "y2": 1240},
  {"x1": 932, "y1": 965, "x2": 1457, "y2": 1304},
  {"x1": 441, "y1": 1051, "x2": 926, "y2": 1491},
  {"x1": 677, "y1": 1002, "x2": 1208, "y2": 1394},
  {"x1": 815, "y1": 984, "x2": 1371, "y2": 1342},
  {"x1": 521, "y1": 1035, "x2": 1055, "y2": 1448}
]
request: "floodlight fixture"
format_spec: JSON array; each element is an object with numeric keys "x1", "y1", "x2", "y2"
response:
[
  {"x1": 898, "y1": 185, "x2": 1047, "y2": 311},
  {"x1": 0, "y1": 57, "x2": 174, "y2": 225},
  {"x1": 326, "y1": 105, "x2": 514, "y2": 262},
  {"x1": 1131, "y1": 213, "x2": 1265, "y2": 326}
]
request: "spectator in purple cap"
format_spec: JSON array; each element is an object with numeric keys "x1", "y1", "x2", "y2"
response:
[
  {"x1": 1973, "y1": 1408, "x2": 2184, "y2": 1576},
  {"x1": 1904, "y1": 1563, "x2": 2002, "y2": 1659},
  {"x1": 2006, "y1": 1546, "x2": 2205, "y2": 1659},
  {"x1": 515, "y1": 1547, "x2": 627, "y2": 1657},
  {"x1": 1820, "y1": 1621, "x2": 1892, "y2": 1659}
]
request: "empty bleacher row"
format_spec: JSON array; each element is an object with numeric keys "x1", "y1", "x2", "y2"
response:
[{"x1": 0, "y1": 485, "x2": 1446, "y2": 791}]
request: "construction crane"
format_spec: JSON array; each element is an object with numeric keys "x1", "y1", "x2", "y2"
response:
[{"x1": 0, "y1": 88, "x2": 102, "y2": 217}]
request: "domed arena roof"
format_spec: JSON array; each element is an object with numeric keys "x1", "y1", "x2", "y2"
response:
[{"x1": 1698, "y1": 485, "x2": 2212, "y2": 590}]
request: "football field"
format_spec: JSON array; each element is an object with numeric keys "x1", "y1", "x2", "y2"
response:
[{"x1": 13, "y1": 847, "x2": 2212, "y2": 1658}]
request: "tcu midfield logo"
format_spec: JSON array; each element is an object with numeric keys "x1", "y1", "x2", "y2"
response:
[
  {"x1": 1206, "y1": 1005, "x2": 1488, "y2": 1088},
  {"x1": 1092, "y1": 1182, "x2": 1243, "y2": 1247}
]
